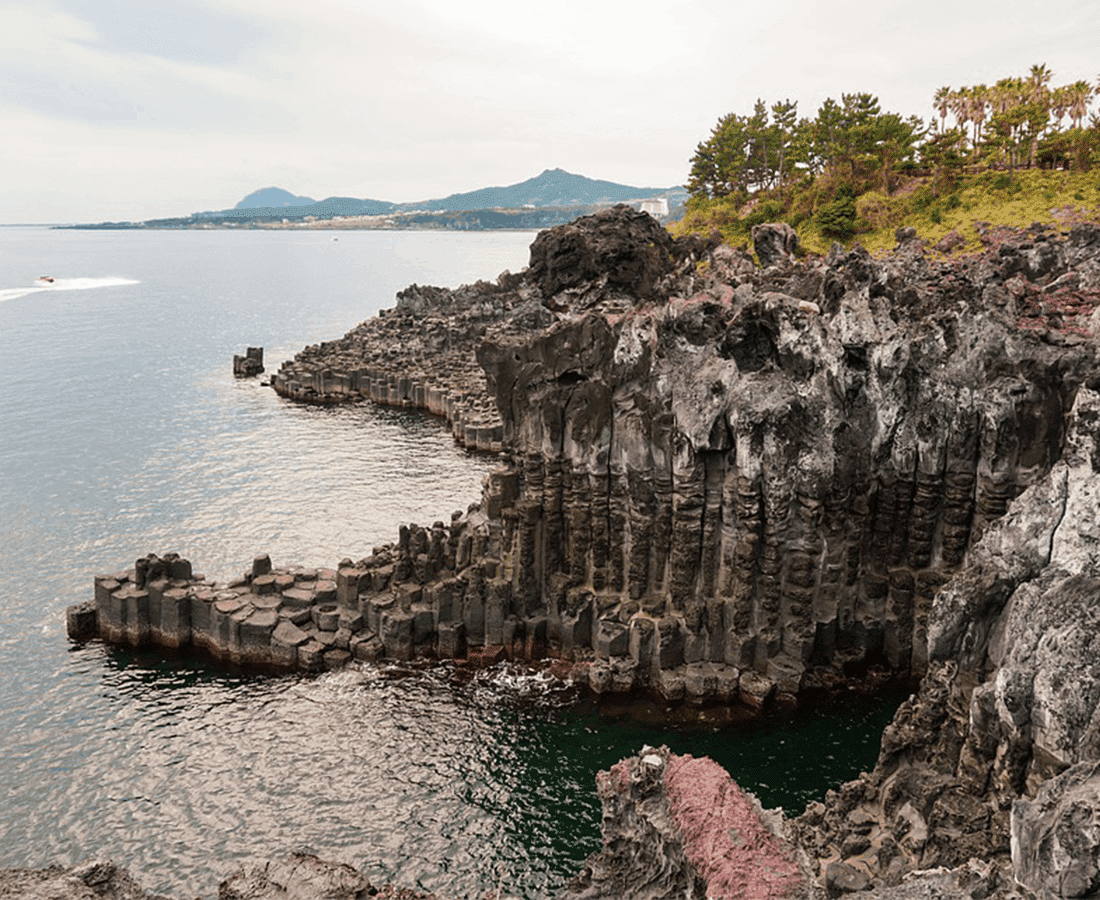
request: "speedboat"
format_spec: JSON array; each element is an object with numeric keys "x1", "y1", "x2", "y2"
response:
[{"x1": 34, "y1": 276, "x2": 55, "y2": 285}]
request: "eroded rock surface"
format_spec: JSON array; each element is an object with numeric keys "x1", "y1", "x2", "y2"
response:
[
  {"x1": 566, "y1": 746, "x2": 810, "y2": 900},
  {"x1": 0, "y1": 856, "x2": 437, "y2": 900},
  {"x1": 219, "y1": 853, "x2": 436, "y2": 900},
  {"x1": 0, "y1": 859, "x2": 168, "y2": 900},
  {"x1": 794, "y1": 386, "x2": 1100, "y2": 895}
]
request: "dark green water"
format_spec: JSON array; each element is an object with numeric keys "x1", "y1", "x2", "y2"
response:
[{"x1": 69, "y1": 648, "x2": 903, "y2": 899}]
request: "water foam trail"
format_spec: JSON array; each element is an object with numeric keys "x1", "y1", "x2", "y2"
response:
[{"x1": 0, "y1": 276, "x2": 139, "y2": 302}]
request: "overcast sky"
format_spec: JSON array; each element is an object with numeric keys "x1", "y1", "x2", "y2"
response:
[{"x1": 2, "y1": 0, "x2": 1097, "y2": 223}]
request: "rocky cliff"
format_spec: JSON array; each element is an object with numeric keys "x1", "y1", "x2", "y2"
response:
[
  {"x1": 793, "y1": 382, "x2": 1100, "y2": 895},
  {"x1": 267, "y1": 207, "x2": 1100, "y2": 699},
  {"x1": 70, "y1": 206, "x2": 1100, "y2": 895}
]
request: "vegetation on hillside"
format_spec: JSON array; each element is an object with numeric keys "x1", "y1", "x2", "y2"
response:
[{"x1": 674, "y1": 65, "x2": 1100, "y2": 256}]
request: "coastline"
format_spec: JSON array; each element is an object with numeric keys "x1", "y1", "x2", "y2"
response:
[{"x1": 66, "y1": 206, "x2": 1100, "y2": 897}]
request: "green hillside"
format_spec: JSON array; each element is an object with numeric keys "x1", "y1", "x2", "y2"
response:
[
  {"x1": 675, "y1": 168, "x2": 1100, "y2": 257},
  {"x1": 673, "y1": 65, "x2": 1100, "y2": 257}
]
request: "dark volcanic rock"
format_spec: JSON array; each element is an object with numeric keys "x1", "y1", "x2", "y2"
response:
[
  {"x1": 233, "y1": 347, "x2": 264, "y2": 377},
  {"x1": 752, "y1": 222, "x2": 800, "y2": 267},
  {"x1": 793, "y1": 385, "x2": 1100, "y2": 892},
  {"x1": 526, "y1": 204, "x2": 697, "y2": 304},
  {"x1": 0, "y1": 859, "x2": 169, "y2": 900}
]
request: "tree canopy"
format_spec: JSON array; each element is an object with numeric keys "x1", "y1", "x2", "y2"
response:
[{"x1": 688, "y1": 66, "x2": 1100, "y2": 205}]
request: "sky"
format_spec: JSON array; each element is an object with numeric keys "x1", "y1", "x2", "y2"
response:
[{"x1": 1, "y1": 0, "x2": 1097, "y2": 224}]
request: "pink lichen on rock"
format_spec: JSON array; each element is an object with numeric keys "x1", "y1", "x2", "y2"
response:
[
  {"x1": 664, "y1": 754, "x2": 807, "y2": 900},
  {"x1": 596, "y1": 758, "x2": 630, "y2": 794}
]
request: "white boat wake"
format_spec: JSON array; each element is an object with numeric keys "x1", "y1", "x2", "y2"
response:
[{"x1": 0, "y1": 276, "x2": 140, "y2": 303}]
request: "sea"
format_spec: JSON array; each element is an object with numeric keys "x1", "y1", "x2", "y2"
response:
[{"x1": 0, "y1": 226, "x2": 901, "y2": 899}]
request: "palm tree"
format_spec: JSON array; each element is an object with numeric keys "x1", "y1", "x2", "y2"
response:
[
  {"x1": 1023, "y1": 66, "x2": 1053, "y2": 167},
  {"x1": 987, "y1": 78, "x2": 1028, "y2": 174},
  {"x1": 1051, "y1": 85, "x2": 1070, "y2": 129},
  {"x1": 934, "y1": 86, "x2": 952, "y2": 133},
  {"x1": 1068, "y1": 80, "x2": 1093, "y2": 129},
  {"x1": 1028, "y1": 63, "x2": 1053, "y2": 102},
  {"x1": 949, "y1": 88, "x2": 970, "y2": 138},
  {"x1": 967, "y1": 85, "x2": 989, "y2": 150}
]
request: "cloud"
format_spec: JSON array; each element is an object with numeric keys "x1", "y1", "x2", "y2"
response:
[
  {"x1": 2, "y1": 0, "x2": 1098, "y2": 222},
  {"x1": 0, "y1": 2, "x2": 263, "y2": 128}
]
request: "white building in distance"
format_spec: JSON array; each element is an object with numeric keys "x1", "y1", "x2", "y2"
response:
[{"x1": 639, "y1": 198, "x2": 669, "y2": 219}]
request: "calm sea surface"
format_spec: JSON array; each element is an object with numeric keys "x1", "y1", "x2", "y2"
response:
[{"x1": 0, "y1": 227, "x2": 899, "y2": 899}]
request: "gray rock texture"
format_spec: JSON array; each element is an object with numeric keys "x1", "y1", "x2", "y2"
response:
[
  {"x1": 233, "y1": 347, "x2": 264, "y2": 377},
  {"x1": 794, "y1": 385, "x2": 1100, "y2": 895},
  {"x1": 0, "y1": 856, "x2": 440, "y2": 900},
  {"x1": 752, "y1": 221, "x2": 800, "y2": 267},
  {"x1": 218, "y1": 853, "x2": 374, "y2": 900},
  {"x1": 1012, "y1": 759, "x2": 1100, "y2": 900}
]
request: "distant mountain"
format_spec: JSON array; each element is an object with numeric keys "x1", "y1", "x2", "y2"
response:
[
  {"x1": 226, "y1": 169, "x2": 683, "y2": 218},
  {"x1": 401, "y1": 168, "x2": 682, "y2": 211},
  {"x1": 235, "y1": 187, "x2": 316, "y2": 209},
  {"x1": 202, "y1": 195, "x2": 396, "y2": 221},
  {"x1": 70, "y1": 170, "x2": 686, "y2": 231}
]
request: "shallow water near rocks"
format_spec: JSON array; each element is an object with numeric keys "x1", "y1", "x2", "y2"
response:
[{"x1": 0, "y1": 227, "x2": 902, "y2": 898}]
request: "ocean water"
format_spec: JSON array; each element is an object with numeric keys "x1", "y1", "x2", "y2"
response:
[{"x1": 0, "y1": 227, "x2": 899, "y2": 899}]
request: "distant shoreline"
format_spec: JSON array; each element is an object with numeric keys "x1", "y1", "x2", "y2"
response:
[{"x1": 55, "y1": 202, "x2": 682, "y2": 232}]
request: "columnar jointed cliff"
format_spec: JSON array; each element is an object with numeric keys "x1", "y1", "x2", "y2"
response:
[
  {"x1": 74, "y1": 210, "x2": 1100, "y2": 697},
  {"x1": 792, "y1": 383, "x2": 1100, "y2": 895},
  {"x1": 70, "y1": 206, "x2": 1100, "y2": 895},
  {"x1": 475, "y1": 226, "x2": 1099, "y2": 700},
  {"x1": 270, "y1": 275, "x2": 556, "y2": 451},
  {"x1": 210, "y1": 211, "x2": 1098, "y2": 699}
]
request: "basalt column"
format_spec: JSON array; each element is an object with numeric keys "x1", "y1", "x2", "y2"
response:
[{"x1": 478, "y1": 257, "x2": 1091, "y2": 691}]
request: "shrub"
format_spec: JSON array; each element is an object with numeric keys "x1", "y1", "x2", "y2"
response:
[
  {"x1": 743, "y1": 199, "x2": 786, "y2": 229},
  {"x1": 855, "y1": 191, "x2": 898, "y2": 229},
  {"x1": 910, "y1": 188, "x2": 934, "y2": 211},
  {"x1": 816, "y1": 196, "x2": 858, "y2": 238}
]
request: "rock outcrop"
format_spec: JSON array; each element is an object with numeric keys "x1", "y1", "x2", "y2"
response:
[
  {"x1": 219, "y1": 853, "x2": 437, "y2": 900},
  {"x1": 566, "y1": 746, "x2": 812, "y2": 900},
  {"x1": 233, "y1": 347, "x2": 264, "y2": 377},
  {"x1": 0, "y1": 859, "x2": 169, "y2": 900},
  {"x1": 73, "y1": 212, "x2": 1100, "y2": 703},
  {"x1": 752, "y1": 221, "x2": 800, "y2": 267},
  {"x1": 793, "y1": 384, "x2": 1100, "y2": 894},
  {"x1": 0, "y1": 856, "x2": 436, "y2": 900},
  {"x1": 69, "y1": 207, "x2": 1100, "y2": 896}
]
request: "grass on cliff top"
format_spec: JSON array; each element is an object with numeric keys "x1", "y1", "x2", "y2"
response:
[{"x1": 673, "y1": 169, "x2": 1100, "y2": 259}]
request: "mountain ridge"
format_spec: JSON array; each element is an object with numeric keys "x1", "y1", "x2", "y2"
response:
[
  {"x1": 65, "y1": 169, "x2": 687, "y2": 230},
  {"x1": 398, "y1": 168, "x2": 680, "y2": 211},
  {"x1": 212, "y1": 168, "x2": 684, "y2": 220}
]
